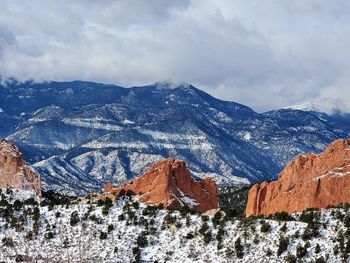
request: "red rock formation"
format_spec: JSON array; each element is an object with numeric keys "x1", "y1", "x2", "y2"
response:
[
  {"x1": 104, "y1": 158, "x2": 218, "y2": 213},
  {"x1": 0, "y1": 140, "x2": 41, "y2": 196},
  {"x1": 245, "y1": 139, "x2": 350, "y2": 216}
]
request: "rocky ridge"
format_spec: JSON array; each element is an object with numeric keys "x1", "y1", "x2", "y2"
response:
[
  {"x1": 245, "y1": 139, "x2": 350, "y2": 216},
  {"x1": 104, "y1": 158, "x2": 218, "y2": 213},
  {"x1": 0, "y1": 140, "x2": 41, "y2": 196}
]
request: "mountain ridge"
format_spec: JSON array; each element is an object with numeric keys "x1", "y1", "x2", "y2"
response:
[
  {"x1": 286, "y1": 98, "x2": 350, "y2": 116},
  {"x1": 0, "y1": 79, "x2": 349, "y2": 195}
]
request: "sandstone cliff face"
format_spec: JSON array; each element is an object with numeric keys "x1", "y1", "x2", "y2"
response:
[
  {"x1": 0, "y1": 140, "x2": 41, "y2": 196},
  {"x1": 245, "y1": 139, "x2": 350, "y2": 216},
  {"x1": 104, "y1": 158, "x2": 218, "y2": 213}
]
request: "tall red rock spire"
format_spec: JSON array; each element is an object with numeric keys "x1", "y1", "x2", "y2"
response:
[
  {"x1": 245, "y1": 139, "x2": 350, "y2": 216},
  {"x1": 0, "y1": 140, "x2": 41, "y2": 196},
  {"x1": 104, "y1": 158, "x2": 218, "y2": 213}
]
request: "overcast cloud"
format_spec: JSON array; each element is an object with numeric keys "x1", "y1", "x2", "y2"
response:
[{"x1": 0, "y1": 0, "x2": 349, "y2": 111}]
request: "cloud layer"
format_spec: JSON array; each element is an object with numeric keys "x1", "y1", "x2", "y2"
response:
[{"x1": 0, "y1": 0, "x2": 349, "y2": 111}]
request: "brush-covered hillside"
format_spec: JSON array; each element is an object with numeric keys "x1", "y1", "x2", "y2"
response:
[{"x1": 1, "y1": 188, "x2": 350, "y2": 263}]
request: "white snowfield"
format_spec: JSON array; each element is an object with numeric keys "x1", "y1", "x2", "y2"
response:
[
  {"x1": 62, "y1": 118, "x2": 123, "y2": 132},
  {"x1": 287, "y1": 98, "x2": 350, "y2": 115},
  {"x1": 0, "y1": 189, "x2": 349, "y2": 262}
]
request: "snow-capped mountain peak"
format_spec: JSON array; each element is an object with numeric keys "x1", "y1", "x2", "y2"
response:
[
  {"x1": 287, "y1": 98, "x2": 350, "y2": 115},
  {"x1": 143, "y1": 81, "x2": 192, "y2": 90}
]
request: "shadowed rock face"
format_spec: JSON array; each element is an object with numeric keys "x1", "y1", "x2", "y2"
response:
[
  {"x1": 245, "y1": 139, "x2": 350, "y2": 216},
  {"x1": 0, "y1": 140, "x2": 41, "y2": 196},
  {"x1": 104, "y1": 158, "x2": 218, "y2": 213}
]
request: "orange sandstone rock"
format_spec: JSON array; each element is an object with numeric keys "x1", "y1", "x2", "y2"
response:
[
  {"x1": 104, "y1": 158, "x2": 218, "y2": 213},
  {"x1": 0, "y1": 140, "x2": 41, "y2": 196},
  {"x1": 245, "y1": 139, "x2": 350, "y2": 216}
]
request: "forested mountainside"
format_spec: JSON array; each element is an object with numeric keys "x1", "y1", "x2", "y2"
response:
[{"x1": 1, "y1": 80, "x2": 349, "y2": 194}]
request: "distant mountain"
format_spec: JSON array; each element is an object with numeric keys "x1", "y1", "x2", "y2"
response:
[
  {"x1": 287, "y1": 98, "x2": 350, "y2": 116},
  {"x1": 0, "y1": 80, "x2": 349, "y2": 195}
]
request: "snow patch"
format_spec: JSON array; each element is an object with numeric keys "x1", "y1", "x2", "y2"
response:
[
  {"x1": 83, "y1": 141, "x2": 149, "y2": 149},
  {"x1": 166, "y1": 94, "x2": 176, "y2": 101},
  {"x1": 177, "y1": 188, "x2": 198, "y2": 207},
  {"x1": 243, "y1": 132, "x2": 252, "y2": 141},
  {"x1": 190, "y1": 170, "x2": 250, "y2": 185},
  {"x1": 314, "y1": 165, "x2": 350, "y2": 180},
  {"x1": 122, "y1": 118, "x2": 135, "y2": 125},
  {"x1": 63, "y1": 118, "x2": 122, "y2": 131}
]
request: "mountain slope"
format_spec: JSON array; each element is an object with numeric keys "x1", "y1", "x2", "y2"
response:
[{"x1": 1, "y1": 80, "x2": 349, "y2": 195}]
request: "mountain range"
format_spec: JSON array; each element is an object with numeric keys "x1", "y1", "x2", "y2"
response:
[{"x1": 0, "y1": 79, "x2": 349, "y2": 195}]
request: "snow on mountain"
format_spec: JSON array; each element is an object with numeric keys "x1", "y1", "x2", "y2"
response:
[
  {"x1": 0, "y1": 80, "x2": 349, "y2": 195},
  {"x1": 287, "y1": 98, "x2": 350, "y2": 115},
  {"x1": 0, "y1": 189, "x2": 349, "y2": 262},
  {"x1": 152, "y1": 81, "x2": 191, "y2": 90}
]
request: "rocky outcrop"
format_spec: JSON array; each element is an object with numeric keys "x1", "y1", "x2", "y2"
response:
[
  {"x1": 104, "y1": 158, "x2": 218, "y2": 213},
  {"x1": 245, "y1": 139, "x2": 350, "y2": 216},
  {"x1": 0, "y1": 140, "x2": 41, "y2": 196}
]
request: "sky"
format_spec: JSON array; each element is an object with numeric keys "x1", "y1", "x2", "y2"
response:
[{"x1": 0, "y1": 0, "x2": 349, "y2": 112}]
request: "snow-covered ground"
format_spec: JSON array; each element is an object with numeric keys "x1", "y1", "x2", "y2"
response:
[{"x1": 1, "y1": 189, "x2": 350, "y2": 262}]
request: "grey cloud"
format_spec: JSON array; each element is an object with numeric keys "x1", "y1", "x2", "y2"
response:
[
  {"x1": 0, "y1": 25, "x2": 16, "y2": 57},
  {"x1": 0, "y1": 25, "x2": 15, "y2": 45},
  {"x1": 87, "y1": 0, "x2": 190, "y2": 26},
  {"x1": 0, "y1": 0, "x2": 349, "y2": 112}
]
